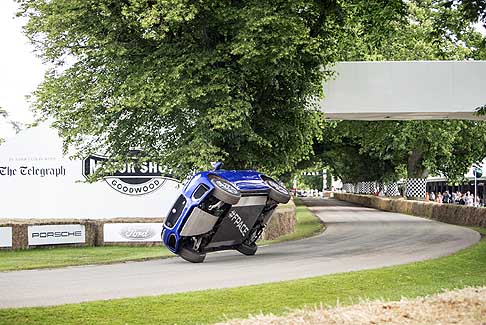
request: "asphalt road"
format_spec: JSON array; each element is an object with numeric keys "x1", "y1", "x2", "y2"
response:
[{"x1": 0, "y1": 198, "x2": 480, "y2": 308}]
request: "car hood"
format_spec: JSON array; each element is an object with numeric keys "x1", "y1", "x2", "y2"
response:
[{"x1": 212, "y1": 170, "x2": 269, "y2": 192}]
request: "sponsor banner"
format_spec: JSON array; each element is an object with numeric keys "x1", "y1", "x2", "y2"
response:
[
  {"x1": 82, "y1": 153, "x2": 174, "y2": 196},
  {"x1": 0, "y1": 126, "x2": 181, "y2": 220},
  {"x1": 28, "y1": 224, "x2": 86, "y2": 246},
  {"x1": 0, "y1": 227, "x2": 12, "y2": 248},
  {"x1": 104, "y1": 223, "x2": 163, "y2": 242}
]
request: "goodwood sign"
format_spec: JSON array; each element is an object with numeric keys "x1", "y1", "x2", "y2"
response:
[{"x1": 82, "y1": 154, "x2": 175, "y2": 196}]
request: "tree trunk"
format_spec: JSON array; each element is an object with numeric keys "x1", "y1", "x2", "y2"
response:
[{"x1": 407, "y1": 150, "x2": 428, "y2": 179}]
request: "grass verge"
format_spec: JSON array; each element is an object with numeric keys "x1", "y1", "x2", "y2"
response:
[
  {"x1": 258, "y1": 198, "x2": 325, "y2": 245},
  {"x1": 0, "y1": 199, "x2": 323, "y2": 272},
  {"x1": 0, "y1": 246, "x2": 173, "y2": 272},
  {"x1": 0, "y1": 231, "x2": 484, "y2": 324}
]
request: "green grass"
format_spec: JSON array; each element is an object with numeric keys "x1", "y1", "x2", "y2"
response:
[
  {"x1": 0, "y1": 246, "x2": 173, "y2": 272},
  {"x1": 259, "y1": 198, "x2": 325, "y2": 245},
  {"x1": 1, "y1": 238, "x2": 485, "y2": 324},
  {"x1": 468, "y1": 226, "x2": 486, "y2": 235},
  {"x1": 0, "y1": 199, "x2": 323, "y2": 272}
]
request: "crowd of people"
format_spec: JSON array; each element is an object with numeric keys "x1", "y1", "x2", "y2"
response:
[{"x1": 426, "y1": 190, "x2": 481, "y2": 207}]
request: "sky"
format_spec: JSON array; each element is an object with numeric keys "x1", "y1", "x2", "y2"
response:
[
  {"x1": 0, "y1": 0, "x2": 46, "y2": 139},
  {"x1": 0, "y1": 0, "x2": 485, "y2": 140}
]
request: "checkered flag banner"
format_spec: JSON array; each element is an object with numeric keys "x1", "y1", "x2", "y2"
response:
[
  {"x1": 385, "y1": 182, "x2": 400, "y2": 196},
  {"x1": 362, "y1": 182, "x2": 370, "y2": 194},
  {"x1": 367, "y1": 181, "x2": 378, "y2": 194},
  {"x1": 342, "y1": 183, "x2": 355, "y2": 193},
  {"x1": 405, "y1": 178, "x2": 427, "y2": 199},
  {"x1": 360, "y1": 182, "x2": 368, "y2": 194}
]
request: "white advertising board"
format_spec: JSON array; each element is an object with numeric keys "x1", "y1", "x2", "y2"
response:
[
  {"x1": 0, "y1": 125, "x2": 182, "y2": 219},
  {"x1": 28, "y1": 224, "x2": 86, "y2": 246},
  {"x1": 104, "y1": 223, "x2": 163, "y2": 242},
  {"x1": 0, "y1": 227, "x2": 12, "y2": 248}
]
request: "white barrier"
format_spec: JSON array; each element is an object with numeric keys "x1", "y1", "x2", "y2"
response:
[{"x1": 0, "y1": 227, "x2": 12, "y2": 247}]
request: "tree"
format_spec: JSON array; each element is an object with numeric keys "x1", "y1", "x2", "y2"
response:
[
  {"x1": 331, "y1": 120, "x2": 486, "y2": 183},
  {"x1": 337, "y1": 0, "x2": 485, "y2": 61},
  {"x1": 319, "y1": 124, "x2": 404, "y2": 183},
  {"x1": 18, "y1": 0, "x2": 366, "y2": 177},
  {"x1": 0, "y1": 107, "x2": 21, "y2": 145},
  {"x1": 317, "y1": 1, "x2": 486, "y2": 186},
  {"x1": 437, "y1": 0, "x2": 486, "y2": 29}
]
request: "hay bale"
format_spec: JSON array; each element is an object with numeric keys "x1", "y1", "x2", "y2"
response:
[
  {"x1": 12, "y1": 224, "x2": 28, "y2": 250},
  {"x1": 391, "y1": 199, "x2": 407, "y2": 214},
  {"x1": 411, "y1": 202, "x2": 430, "y2": 217},
  {"x1": 335, "y1": 192, "x2": 486, "y2": 227},
  {"x1": 262, "y1": 202, "x2": 296, "y2": 241},
  {"x1": 422, "y1": 202, "x2": 435, "y2": 218}
]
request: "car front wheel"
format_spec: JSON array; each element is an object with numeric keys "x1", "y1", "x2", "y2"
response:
[
  {"x1": 209, "y1": 175, "x2": 241, "y2": 205},
  {"x1": 236, "y1": 242, "x2": 258, "y2": 256},
  {"x1": 264, "y1": 177, "x2": 291, "y2": 204},
  {"x1": 179, "y1": 247, "x2": 206, "y2": 263}
]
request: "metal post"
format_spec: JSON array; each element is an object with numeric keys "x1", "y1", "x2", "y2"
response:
[
  {"x1": 323, "y1": 169, "x2": 326, "y2": 192},
  {"x1": 475, "y1": 173, "x2": 478, "y2": 207}
]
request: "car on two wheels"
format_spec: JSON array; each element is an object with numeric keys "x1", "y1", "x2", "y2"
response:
[{"x1": 162, "y1": 167, "x2": 290, "y2": 263}]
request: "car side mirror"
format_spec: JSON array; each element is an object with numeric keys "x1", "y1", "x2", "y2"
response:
[{"x1": 211, "y1": 162, "x2": 223, "y2": 170}]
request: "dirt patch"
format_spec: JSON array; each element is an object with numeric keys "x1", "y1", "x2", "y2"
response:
[{"x1": 219, "y1": 287, "x2": 486, "y2": 325}]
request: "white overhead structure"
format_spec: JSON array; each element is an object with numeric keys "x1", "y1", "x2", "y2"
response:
[{"x1": 322, "y1": 61, "x2": 486, "y2": 120}]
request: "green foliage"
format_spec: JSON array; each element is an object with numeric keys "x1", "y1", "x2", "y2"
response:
[
  {"x1": 331, "y1": 120, "x2": 486, "y2": 182},
  {"x1": 476, "y1": 104, "x2": 486, "y2": 116},
  {"x1": 17, "y1": 0, "x2": 350, "y2": 177},
  {"x1": 317, "y1": 0, "x2": 486, "y2": 183},
  {"x1": 0, "y1": 107, "x2": 21, "y2": 144},
  {"x1": 293, "y1": 161, "x2": 326, "y2": 190},
  {"x1": 298, "y1": 122, "x2": 403, "y2": 183},
  {"x1": 338, "y1": 0, "x2": 486, "y2": 61}
]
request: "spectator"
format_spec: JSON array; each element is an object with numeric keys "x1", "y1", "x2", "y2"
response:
[
  {"x1": 475, "y1": 195, "x2": 481, "y2": 207},
  {"x1": 465, "y1": 191, "x2": 473, "y2": 206},
  {"x1": 459, "y1": 192, "x2": 465, "y2": 205},
  {"x1": 443, "y1": 191, "x2": 450, "y2": 204},
  {"x1": 430, "y1": 192, "x2": 436, "y2": 202},
  {"x1": 437, "y1": 193, "x2": 443, "y2": 203}
]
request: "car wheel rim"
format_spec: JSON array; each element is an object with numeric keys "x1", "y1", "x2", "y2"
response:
[
  {"x1": 214, "y1": 179, "x2": 239, "y2": 195},
  {"x1": 268, "y1": 180, "x2": 288, "y2": 195}
]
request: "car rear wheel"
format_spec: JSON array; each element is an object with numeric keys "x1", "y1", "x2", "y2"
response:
[
  {"x1": 236, "y1": 242, "x2": 258, "y2": 256},
  {"x1": 209, "y1": 176, "x2": 241, "y2": 205},
  {"x1": 179, "y1": 247, "x2": 206, "y2": 263},
  {"x1": 264, "y1": 177, "x2": 291, "y2": 204}
]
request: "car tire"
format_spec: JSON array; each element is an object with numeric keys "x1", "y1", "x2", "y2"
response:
[
  {"x1": 236, "y1": 242, "x2": 258, "y2": 256},
  {"x1": 179, "y1": 247, "x2": 206, "y2": 263},
  {"x1": 209, "y1": 176, "x2": 241, "y2": 205},
  {"x1": 264, "y1": 177, "x2": 291, "y2": 204}
]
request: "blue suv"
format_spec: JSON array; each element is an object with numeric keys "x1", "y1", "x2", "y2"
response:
[{"x1": 162, "y1": 164, "x2": 290, "y2": 263}]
